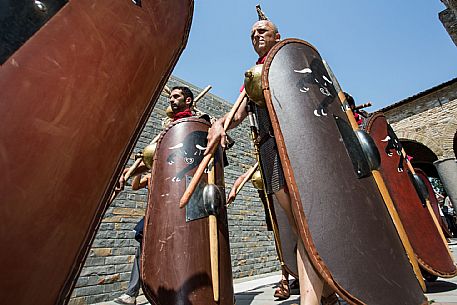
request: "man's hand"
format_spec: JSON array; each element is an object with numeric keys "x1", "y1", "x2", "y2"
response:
[
  {"x1": 134, "y1": 152, "x2": 143, "y2": 160},
  {"x1": 205, "y1": 117, "x2": 227, "y2": 155},
  {"x1": 205, "y1": 93, "x2": 249, "y2": 156},
  {"x1": 227, "y1": 171, "x2": 250, "y2": 205},
  {"x1": 115, "y1": 168, "x2": 129, "y2": 192},
  {"x1": 226, "y1": 184, "x2": 239, "y2": 205}
]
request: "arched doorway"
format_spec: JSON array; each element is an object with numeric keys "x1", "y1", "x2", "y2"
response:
[{"x1": 401, "y1": 140, "x2": 438, "y2": 177}]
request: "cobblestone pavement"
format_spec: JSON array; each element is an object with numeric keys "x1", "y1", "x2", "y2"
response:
[{"x1": 96, "y1": 240, "x2": 457, "y2": 305}]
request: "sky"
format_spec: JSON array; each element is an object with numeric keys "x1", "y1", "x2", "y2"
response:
[{"x1": 172, "y1": 0, "x2": 457, "y2": 111}]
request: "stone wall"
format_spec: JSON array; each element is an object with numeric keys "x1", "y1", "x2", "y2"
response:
[
  {"x1": 68, "y1": 76, "x2": 279, "y2": 305},
  {"x1": 383, "y1": 79, "x2": 457, "y2": 159},
  {"x1": 440, "y1": 0, "x2": 457, "y2": 47}
]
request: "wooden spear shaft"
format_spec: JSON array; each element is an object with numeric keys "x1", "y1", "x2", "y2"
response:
[
  {"x1": 163, "y1": 85, "x2": 171, "y2": 95},
  {"x1": 179, "y1": 89, "x2": 247, "y2": 208},
  {"x1": 194, "y1": 85, "x2": 212, "y2": 103},
  {"x1": 353, "y1": 102, "x2": 372, "y2": 110},
  {"x1": 207, "y1": 157, "x2": 219, "y2": 302}
]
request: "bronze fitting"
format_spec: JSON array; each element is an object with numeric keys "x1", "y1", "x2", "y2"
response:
[
  {"x1": 244, "y1": 64, "x2": 265, "y2": 107},
  {"x1": 142, "y1": 143, "x2": 157, "y2": 169},
  {"x1": 166, "y1": 105, "x2": 174, "y2": 118},
  {"x1": 251, "y1": 170, "x2": 264, "y2": 190}
]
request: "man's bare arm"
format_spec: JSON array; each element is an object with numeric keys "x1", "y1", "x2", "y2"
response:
[
  {"x1": 132, "y1": 173, "x2": 151, "y2": 190},
  {"x1": 205, "y1": 97, "x2": 248, "y2": 154}
]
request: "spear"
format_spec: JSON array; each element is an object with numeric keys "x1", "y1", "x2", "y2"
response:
[
  {"x1": 353, "y1": 102, "x2": 372, "y2": 110},
  {"x1": 180, "y1": 89, "x2": 247, "y2": 208}
]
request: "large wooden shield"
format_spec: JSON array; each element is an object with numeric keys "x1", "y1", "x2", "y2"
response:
[
  {"x1": 142, "y1": 118, "x2": 233, "y2": 305},
  {"x1": 366, "y1": 113, "x2": 457, "y2": 278},
  {"x1": 262, "y1": 38, "x2": 427, "y2": 305},
  {"x1": 0, "y1": 1, "x2": 193, "y2": 304},
  {"x1": 415, "y1": 168, "x2": 453, "y2": 238}
]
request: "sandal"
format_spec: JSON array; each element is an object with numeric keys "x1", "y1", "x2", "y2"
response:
[
  {"x1": 321, "y1": 292, "x2": 340, "y2": 305},
  {"x1": 274, "y1": 279, "x2": 290, "y2": 300}
]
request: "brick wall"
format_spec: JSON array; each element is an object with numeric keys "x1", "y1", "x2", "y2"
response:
[
  {"x1": 384, "y1": 82, "x2": 457, "y2": 159},
  {"x1": 68, "y1": 76, "x2": 279, "y2": 304}
]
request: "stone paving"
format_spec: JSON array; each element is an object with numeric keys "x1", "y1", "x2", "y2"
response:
[
  {"x1": 424, "y1": 239, "x2": 457, "y2": 305},
  {"x1": 95, "y1": 240, "x2": 457, "y2": 305}
]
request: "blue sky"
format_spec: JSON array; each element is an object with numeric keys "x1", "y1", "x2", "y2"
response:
[{"x1": 172, "y1": 1, "x2": 456, "y2": 110}]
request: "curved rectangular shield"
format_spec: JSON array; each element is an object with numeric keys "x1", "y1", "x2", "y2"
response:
[
  {"x1": 141, "y1": 117, "x2": 234, "y2": 305},
  {"x1": 0, "y1": 1, "x2": 193, "y2": 304},
  {"x1": 261, "y1": 38, "x2": 427, "y2": 305},
  {"x1": 365, "y1": 113, "x2": 457, "y2": 278}
]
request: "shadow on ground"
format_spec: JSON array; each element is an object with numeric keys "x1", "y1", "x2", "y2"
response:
[
  {"x1": 426, "y1": 280, "x2": 457, "y2": 293},
  {"x1": 234, "y1": 291, "x2": 263, "y2": 305},
  {"x1": 234, "y1": 282, "x2": 300, "y2": 305}
]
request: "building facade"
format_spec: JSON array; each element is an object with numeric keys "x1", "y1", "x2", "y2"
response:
[
  {"x1": 440, "y1": 0, "x2": 457, "y2": 46},
  {"x1": 382, "y1": 78, "x2": 457, "y2": 209}
]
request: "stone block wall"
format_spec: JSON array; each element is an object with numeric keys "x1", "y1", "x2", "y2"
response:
[
  {"x1": 440, "y1": 0, "x2": 457, "y2": 47},
  {"x1": 68, "y1": 76, "x2": 279, "y2": 304},
  {"x1": 384, "y1": 82, "x2": 457, "y2": 159}
]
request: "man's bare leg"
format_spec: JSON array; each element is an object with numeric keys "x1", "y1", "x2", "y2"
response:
[
  {"x1": 274, "y1": 188, "x2": 298, "y2": 236},
  {"x1": 297, "y1": 240, "x2": 324, "y2": 305},
  {"x1": 273, "y1": 189, "x2": 323, "y2": 304},
  {"x1": 281, "y1": 265, "x2": 289, "y2": 282}
]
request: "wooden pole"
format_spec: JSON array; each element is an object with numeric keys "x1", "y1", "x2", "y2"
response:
[
  {"x1": 207, "y1": 157, "x2": 219, "y2": 302},
  {"x1": 353, "y1": 102, "x2": 372, "y2": 110},
  {"x1": 194, "y1": 85, "x2": 212, "y2": 103},
  {"x1": 163, "y1": 85, "x2": 171, "y2": 95},
  {"x1": 180, "y1": 90, "x2": 247, "y2": 208}
]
